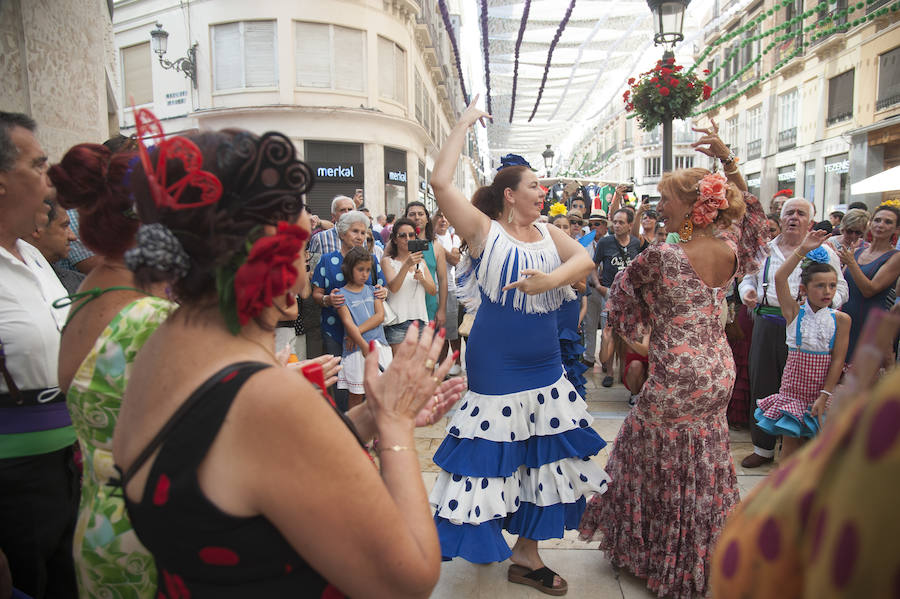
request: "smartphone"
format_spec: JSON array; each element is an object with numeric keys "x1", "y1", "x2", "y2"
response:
[{"x1": 407, "y1": 239, "x2": 429, "y2": 253}]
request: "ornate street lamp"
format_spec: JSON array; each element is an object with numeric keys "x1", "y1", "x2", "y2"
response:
[
  {"x1": 150, "y1": 23, "x2": 198, "y2": 88},
  {"x1": 646, "y1": 0, "x2": 690, "y2": 172},
  {"x1": 542, "y1": 144, "x2": 555, "y2": 177}
]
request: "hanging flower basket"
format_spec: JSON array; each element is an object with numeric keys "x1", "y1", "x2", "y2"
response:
[{"x1": 624, "y1": 57, "x2": 712, "y2": 132}]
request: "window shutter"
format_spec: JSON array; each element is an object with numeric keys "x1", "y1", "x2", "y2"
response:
[
  {"x1": 378, "y1": 36, "x2": 394, "y2": 99},
  {"x1": 244, "y1": 21, "x2": 276, "y2": 87},
  {"x1": 213, "y1": 23, "x2": 242, "y2": 90},
  {"x1": 878, "y1": 48, "x2": 899, "y2": 105},
  {"x1": 122, "y1": 42, "x2": 153, "y2": 105},
  {"x1": 827, "y1": 70, "x2": 854, "y2": 120},
  {"x1": 394, "y1": 45, "x2": 406, "y2": 104},
  {"x1": 333, "y1": 26, "x2": 365, "y2": 91},
  {"x1": 296, "y1": 22, "x2": 331, "y2": 88}
]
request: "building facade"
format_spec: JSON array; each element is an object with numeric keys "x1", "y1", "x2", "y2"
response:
[
  {"x1": 696, "y1": 0, "x2": 899, "y2": 214},
  {"x1": 112, "y1": 0, "x2": 483, "y2": 218},
  {"x1": 1, "y1": 0, "x2": 119, "y2": 161}
]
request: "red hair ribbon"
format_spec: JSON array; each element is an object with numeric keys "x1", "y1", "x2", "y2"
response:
[{"x1": 134, "y1": 107, "x2": 223, "y2": 211}]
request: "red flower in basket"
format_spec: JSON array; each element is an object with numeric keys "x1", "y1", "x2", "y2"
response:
[
  {"x1": 235, "y1": 222, "x2": 309, "y2": 326},
  {"x1": 659, "y1": 87, "x2": 671, "y2": 96}
]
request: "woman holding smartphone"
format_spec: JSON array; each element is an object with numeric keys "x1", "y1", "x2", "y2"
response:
[{"x1": 381, "y1": 218, "x2": 437, "y2": 353}]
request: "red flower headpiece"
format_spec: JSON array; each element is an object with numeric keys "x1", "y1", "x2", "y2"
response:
[
  {"x1": 692, "y1": 172, "x2": 729, "y2": 227},
  {"x1": 773, "y1": 189, "x2": 794, "y2": 199},
  {"x1": 134, "y1": 107, "x2": 223, "y2": 211},
  {"x1": 234, "y1": 222, "x2": 310, "y2": 326}
]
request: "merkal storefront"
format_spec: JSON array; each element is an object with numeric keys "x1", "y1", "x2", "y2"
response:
[{"x1": 305, "y1": 141, "x2": 364, "y2": 218}]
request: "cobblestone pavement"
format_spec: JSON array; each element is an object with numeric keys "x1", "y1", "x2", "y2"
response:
[{"x1": 419, "y1": 363, "x2": 775, "y2": 598}]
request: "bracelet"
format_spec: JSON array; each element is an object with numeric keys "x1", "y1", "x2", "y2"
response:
[
  {"x1": 723, "y1": 165, "x2": 740, "y2": 175},
  {"x1": 720, "y1": 150, "x2": 737, "y2": 165},
  {"x1": 819, "y1": 390, "x2": 833, "y2": 397},
  {"x1": 379, "y1": 444, "x2": 414, "y2": 453},
  {"x1": 793, "y1": 250, "x2": 806, "y2": 260}
]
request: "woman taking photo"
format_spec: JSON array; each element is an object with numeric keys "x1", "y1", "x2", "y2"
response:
[
  {"x1": 404, "y1": 202, "x2": 447, "y2": 329},
  {"x1": 381, "y1": 218, "x2": 436, "y2": 352},
  {"x1": 428, "y1": 98, "x2": 608, "y2": 596},
  {"x1": 837, "y1": 203, "x2": 900, "y2": 358},
  {"x1": 113, "y1": 119, "x2": 464, "y2": 598}
]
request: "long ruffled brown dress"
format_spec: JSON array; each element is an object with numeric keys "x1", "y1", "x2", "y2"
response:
[{"x1": 579, "y1": 193, "x2": 767, "y2": 599}]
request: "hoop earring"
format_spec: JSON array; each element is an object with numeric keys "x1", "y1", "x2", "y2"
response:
[{"x1": 680, "y1": 216, "x2": 693, "y2": 242}]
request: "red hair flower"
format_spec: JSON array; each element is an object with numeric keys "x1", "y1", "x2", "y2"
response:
[
  {"x1": 659, "y1": 86, "x2": 671, "y2": 96},
  {"x1": 234, "y1": 222, "x2": 309, "y2": 326},
  {"x1": 692, "y1": 172, "x2": 729, "y2": 227}
]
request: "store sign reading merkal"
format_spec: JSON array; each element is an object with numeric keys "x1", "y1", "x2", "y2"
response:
[
  {"x1": 388, "y1": 170, "x2": 407, "y2": 183},
  {"x1": 310, "y1": 162, "x2": 363, "y2": 181}
]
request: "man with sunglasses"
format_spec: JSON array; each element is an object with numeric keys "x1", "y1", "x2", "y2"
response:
[{"x1": 583, "y1": 209, "x2": 609, "y2": 369}]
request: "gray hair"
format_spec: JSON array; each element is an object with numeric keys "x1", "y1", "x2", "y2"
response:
[
  {"x1": 780, "y1": 197, "x2": 815, "y2": 219},
  {"x1": 336, "y1": 210, "x2": 370, "y2": 237},
  {"x1": 331, "y1": 195, "x2": 354, "y2": 216},
  {"x1": 0, "y1": 111, "x2": 37, "y2": 172}
]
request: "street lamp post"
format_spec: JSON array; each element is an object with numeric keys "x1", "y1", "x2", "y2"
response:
[
  {"x1": 150, "y1": 23, "x2": 199, "y2": 88},
  {"x1": 646, "y1": 0, "x2": 690, "y2": 172},
  {"x1": 542, "y1": 144, "x2": 555, "y2": 178}
]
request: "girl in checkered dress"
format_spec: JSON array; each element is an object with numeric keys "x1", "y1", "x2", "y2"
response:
[{"x1": 755, "y1": 230, "x2": 850, "y2": 460}]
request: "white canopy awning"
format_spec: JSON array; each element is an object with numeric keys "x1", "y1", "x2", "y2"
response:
[{"x1": 851, "y1": 165, "x2": 900, "y2": 195}]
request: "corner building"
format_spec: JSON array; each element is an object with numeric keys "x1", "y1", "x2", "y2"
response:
[{"x1": 112, "y1": 0, "x2": 484, "y2": 218}]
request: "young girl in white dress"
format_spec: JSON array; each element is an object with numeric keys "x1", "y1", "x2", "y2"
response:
[{"x1": 755, "y1": 230, "x2": 850, "y2": 459}]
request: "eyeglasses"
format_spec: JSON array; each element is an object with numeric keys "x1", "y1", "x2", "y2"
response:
[
  {"x1": 569, "y1": 219, "x2": 583, "y2": 226},
  {"x1": 396, "y1": 232, "x2": 416, "y2": 239}
]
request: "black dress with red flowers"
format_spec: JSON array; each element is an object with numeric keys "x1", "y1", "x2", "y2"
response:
[{"x1": 118, "y1": 362, "x2": 347, "y2": 598}]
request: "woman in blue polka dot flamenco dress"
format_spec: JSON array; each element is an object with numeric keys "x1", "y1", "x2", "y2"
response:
[{"x1": 427, "y1": 101, "x2": 609, "y2": 596}]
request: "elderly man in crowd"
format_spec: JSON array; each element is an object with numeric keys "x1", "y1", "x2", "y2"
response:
[
  {"x1": 307, "y1": 195, "x2": 356, "y2": 259},
  {"x1": 738, "y1": 197, "x2": 848, "y2": 468},
  {"x1": 0, "y1": 112, "x2": 78, "y2": 598}
]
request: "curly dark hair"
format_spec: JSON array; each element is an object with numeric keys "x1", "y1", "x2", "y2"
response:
[{"x1": 130, "y1": 129, "x2": 313, "y2": 303}]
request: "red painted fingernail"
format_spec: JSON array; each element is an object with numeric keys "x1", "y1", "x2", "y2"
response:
[
  {"x1": 428, "y1": 320, "x2": 435, "y2": 329},
  {"x1": 451, "y1": 351, "x2": 460, "y2": 361},
  {"x1": 438, "y1": 328, "x2": 446, "y2": 338},
  {"x1": 369, "y1": 340, "x2": 376, "y2": 352},
  {"x1": 410, "y1": 320, "x2": 419, "y2": 328}
]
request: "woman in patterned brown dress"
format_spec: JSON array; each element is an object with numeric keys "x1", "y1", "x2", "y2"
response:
[{"x1": 578, "y1": 125, "x2": 769, "y2": 598}]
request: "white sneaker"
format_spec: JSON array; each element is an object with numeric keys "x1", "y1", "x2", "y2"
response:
[
  {"x1": 629, "y1": 394, "x2": 638, "y2": 407},
  {"x1": 449, "y1": 364, "x2": 462, "y2": 376}
]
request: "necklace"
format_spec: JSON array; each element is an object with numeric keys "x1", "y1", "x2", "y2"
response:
[{"x1": 240, "y1": 333, "x2": 279, "y2": 364}]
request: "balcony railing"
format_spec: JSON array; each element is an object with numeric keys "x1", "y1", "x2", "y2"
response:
[
  {"x1": 867, "y1": 0, "x2": 891, "y2": 13},
  {"x1": 826, "y1": 111, "x2": 852, "y2": 126},
  {"x1": 876, "y1": 95, "x2": 900, "y2": 111},
  {"x1": 811, "y1": 5, "x2": 848, "y2": 46},
  {"x1": 778, "y1": 127, "x2": 797, "y2": 151},
  {"x1": 747, "y1": 139, "x2": 762, "y2": 160}
]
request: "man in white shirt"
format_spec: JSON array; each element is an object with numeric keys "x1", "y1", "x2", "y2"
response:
[
  {"x1": 0, "y1": 112, "x2": 78, "y2": 598},
  {"x1": 738, "y1": 198, "x2": 847, "y2": 468}
]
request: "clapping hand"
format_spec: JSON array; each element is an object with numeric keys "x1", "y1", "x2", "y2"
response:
[
  {"x1": 798, "y1": 229, "x2": 830, "y2": 254},
  {"x1": 287, "y1": 354, "x2": 342, "y2": 389},
  {"x1": 415, "y1": 377, "x2": 467, "y2": 427}
]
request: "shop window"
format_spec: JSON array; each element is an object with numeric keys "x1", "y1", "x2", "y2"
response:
[
  {"x1": 378, "y1": 36, "x2": 407, "y2": 104},
  {"x1": 122, "y1": 42, "x2": 153, "y2": 106},
  {"x1": 804, "y1": 160, "x2": 816, "y2": 205},
  {"x1": 384, "y1": 147, "x2": 407, "y2": 216},
  {"x1": 777, "y1": 164, "x2": 797, "y2": 195},
  {"x1": 746, "y1": 172, "x2": 761, "y2": 199},
  {"x1": 826, "y1": 69, "x2": 854, "y2": 126},
  {"x1": 877, "y1": 47, "x2": 900, "y2": 111},
  {"x1": 295, "y1": 22, "x2": 365, "y2": 92},
  {"x1": 212, "y1": 21, "x2": 277, "y2": 91},
  {"x1": 824, "y1": 154, "x2": 850, "y2": 211}
]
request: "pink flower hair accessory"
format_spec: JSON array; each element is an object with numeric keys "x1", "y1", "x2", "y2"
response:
[{"x1": 692, "y1": 172, "x2": 729, "y2": 227}]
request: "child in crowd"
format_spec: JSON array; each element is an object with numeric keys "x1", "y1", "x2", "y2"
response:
[
  {"x1": 755, "y1": 230, "x2": 850, "y2": 459},
  {"x1": 336, "y1": 247, "x2": 393, "y2": 408},
  {"x1": 622, "y1": 333, "x2": 650, "y2": 407}
]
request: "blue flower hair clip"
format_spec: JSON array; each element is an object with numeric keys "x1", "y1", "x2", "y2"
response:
[
  {"x1": 497, "y1": 154, "x2": 534, "y2": 172},
  {"x1": 805, "y1": 247, "x2": 830, "y2": 264}
]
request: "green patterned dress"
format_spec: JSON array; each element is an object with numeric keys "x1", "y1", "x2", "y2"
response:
[{"x1": 67, "y1": 296, "x2": 175, "y2": 599}]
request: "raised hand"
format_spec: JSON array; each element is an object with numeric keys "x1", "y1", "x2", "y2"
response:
[
  {"x1": 799, "y1": 229, "x2": 830, "y2": 254},
  {"x1": 459, "y1": 94, "x2": 493, "y2": 129},
  {"x1": 691, "y1": 119, "x2": 731, "y2": 161}
]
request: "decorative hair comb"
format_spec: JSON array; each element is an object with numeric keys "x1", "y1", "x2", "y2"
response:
[{"x1": 134, "y1": 107, "x2": 223, "y2": 211}]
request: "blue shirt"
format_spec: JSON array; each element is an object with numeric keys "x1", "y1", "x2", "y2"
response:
[
  {"x1": 312, "y1": 250, "x2": 385, "y2": 344},
  {"x1": 341, "y1": 285, "x2": 388, "y2": 355}
]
